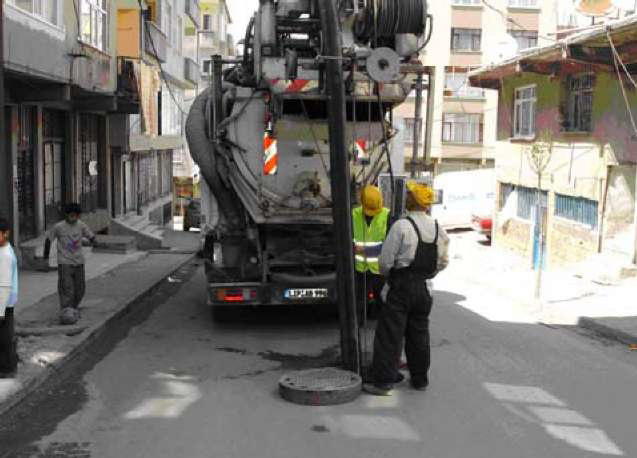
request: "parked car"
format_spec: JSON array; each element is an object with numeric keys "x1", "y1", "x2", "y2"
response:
[
  {"x1": 183, "y1": 198, "x2": 201, "y2": 232},
  {"x1": 471, "y1": 213, "x2": 493, "y2": 240}
]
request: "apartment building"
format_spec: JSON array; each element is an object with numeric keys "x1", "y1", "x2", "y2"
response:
[
  {"x1": 395, "y1": 0, "x2": 560, "y2": 175},
  {"x1": 1, "y1": 0, "x2": 141, "y2": 264},
  {"x1": 172, "y1": 0, "x2": 233, "y2": 211},
  {"x1": 110, "y1": 0, "x2": 200, "y2": 245}
]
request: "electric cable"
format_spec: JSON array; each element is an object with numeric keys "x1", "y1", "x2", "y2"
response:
[{"x1": 607, "y1": 31, "x2": 637, "y2": 138}]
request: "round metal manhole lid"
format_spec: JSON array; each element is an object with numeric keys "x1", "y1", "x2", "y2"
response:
[{"x1": 279, "y1": 367, "x2": 362, "y2": 406}]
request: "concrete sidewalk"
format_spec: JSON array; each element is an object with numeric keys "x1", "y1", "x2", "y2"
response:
[
  {"x1": 438, "y1": 231, "x2": 637, "y2": 346},
  {"x1": 0, "y1": 251, "x2": 195, "y2": 417}
]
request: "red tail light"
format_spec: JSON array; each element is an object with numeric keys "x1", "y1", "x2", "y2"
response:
[{"x1": 215, "y1": 288, "x2": 257, "y2": 303}]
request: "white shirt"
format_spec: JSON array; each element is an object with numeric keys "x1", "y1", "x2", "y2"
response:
[
  {"x1": 0, "y1": 245, "x2": 14, "y2": 287},
  {"x1": 378, "y1": 211, "x2": 450, "y2": 277}
]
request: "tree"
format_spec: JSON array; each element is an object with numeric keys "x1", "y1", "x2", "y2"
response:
[{"x1": 526, "y1": 132, "x2": 553, "y2": 300}]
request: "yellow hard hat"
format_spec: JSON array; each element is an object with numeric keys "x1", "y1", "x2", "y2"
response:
[
  {"x1": 361, "y1": 185, "x2": 383, "y2": 216},
  {"x1": 406, "y1": 181, "x2": 435, "y2": 207}
]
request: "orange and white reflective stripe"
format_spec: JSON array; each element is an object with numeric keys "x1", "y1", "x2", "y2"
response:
[
  {"x1": 354, "y1": 139, "x2": 369, "y2": 162},
  {"x1": 269, "y1": 79, "x2": 319, "y2": 94},
  {"x1": 263, "y1": 132, "x2": 278, "y2": 175}
]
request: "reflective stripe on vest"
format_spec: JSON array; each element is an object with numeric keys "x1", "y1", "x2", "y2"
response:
[{"x1": 352, "y1": 206, "x2": 389, "y2": 274}]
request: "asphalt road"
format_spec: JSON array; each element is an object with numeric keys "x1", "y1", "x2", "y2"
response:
[{"x1": 1, "y1": 256, "x2": 637, "y2": 458}]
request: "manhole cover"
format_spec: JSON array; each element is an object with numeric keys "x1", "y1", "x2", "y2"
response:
[{"x1": 279, "y1": 367, "x2": 362, "y2": 406}]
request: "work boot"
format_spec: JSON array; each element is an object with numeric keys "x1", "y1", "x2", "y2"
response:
[
  {"x1": 410, "y1": 376, "x2": 428, "y2": 391},
  {"x1": 60, "y1": 307, "x2": 79, "y2": 325},
  {"x1": 362, "y1": 383, "x2": 393, "y2": 396}
]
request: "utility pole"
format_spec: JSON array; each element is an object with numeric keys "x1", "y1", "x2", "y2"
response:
[
  {"x1": 318, "y1": 0, "x2": 360, "y2": 374},
  {"x1": 0, "y1": 0, "x2": 8, "y2": 233},
  {"x1": 410, "y1": 72, "x2": 424, "y2": 178}
]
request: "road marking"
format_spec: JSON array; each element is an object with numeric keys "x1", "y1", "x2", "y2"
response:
[{"x1": 484, "y1": 383, "x2": 566, "y2": 406}]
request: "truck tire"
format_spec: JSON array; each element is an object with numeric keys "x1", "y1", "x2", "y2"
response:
[{"x1": 183, "y1": 225, "x2": 190, "y2": 232}]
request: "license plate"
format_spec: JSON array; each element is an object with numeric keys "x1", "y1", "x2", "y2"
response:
[{"x1": 284, "y1": 288, "x2": 329, "y2": 299}]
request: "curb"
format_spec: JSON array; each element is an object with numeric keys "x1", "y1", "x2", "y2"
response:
[
  {"x1": 578, "y1": 317, "x2": 637, "y2": 346},
  {"x1": 0, "y1": 253, "x2": 196, "y2": 418}
]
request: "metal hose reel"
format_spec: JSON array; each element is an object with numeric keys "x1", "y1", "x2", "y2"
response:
[
  {"x1": 366, "y1": 47, "x2": 401, "y2": 82},
  {"x1": 354, "y1": 0, "x2": 428, "y2": 43}
]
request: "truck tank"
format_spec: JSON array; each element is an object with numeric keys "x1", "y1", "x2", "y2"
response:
[{"x1": 186, "y1": 0, "x2": 431, "y2": 316}]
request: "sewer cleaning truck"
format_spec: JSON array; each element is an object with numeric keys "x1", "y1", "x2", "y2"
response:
[{"x1": 185, "y1": 0, "x2": 431, "y2": 319}]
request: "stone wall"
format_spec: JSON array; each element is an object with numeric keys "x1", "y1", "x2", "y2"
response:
[
  {"x1": 548, "y1": 218, "x2": 598, "y2": 266},
  {"x1": 495, "y1": 217, "x2": 532, "y2": 262}
]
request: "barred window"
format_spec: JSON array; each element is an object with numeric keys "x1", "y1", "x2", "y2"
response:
[
  {"x1": 508, "y1": 0, "x2": 538, "y2": 7},
  {"x1": 451, "y1": 28, "x2": 482, "y2": 52},
  {"x1": 442, "y1": 113, "x2": 483, "y2": 144},
  {"x1": 509, "y1": 30, "x2": 538, "y2": 50},
  {"x1": 451, "y1": 0, "x2": 482, "y2": 5},
  {"x1": 444, "y1": 71, "x2": 484, "y2": 98},
  {"x1": 555, "y1": 194, "x2": 598, "y2": 229},
  {"x1": 564, "y1": 74, "x2": 593, "y2": 132},
  {"x1": 516, "y1": 186, "x2": 546, "y2": 220}
]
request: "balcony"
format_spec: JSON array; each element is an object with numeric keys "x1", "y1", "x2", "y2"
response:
[
  {"x1": 184, "y1": 57, "x2": 199, "y2": 86},
  {"x1": 116, "y1": 58, "x2": 140, "y2": 114},
  {"x1": 144, "y1": 21, "x2": 167, "y2": 63},
  {"x1": 185, "y1": 0, "x2": 201, "y2": 29}
]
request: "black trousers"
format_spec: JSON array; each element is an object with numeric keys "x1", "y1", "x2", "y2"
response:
[
  {"x1": 0, "y1": 307, "x2": 17, "y2": 373},
  {"x1": 58, "y1": 264, "x2": 86, "y2": 310},
  {"x1": 371, "y1": 273, "x2": 433, "y2": 386},
  {"x1": 355, "y1": 271, "x2": 384, "y2": 320}
]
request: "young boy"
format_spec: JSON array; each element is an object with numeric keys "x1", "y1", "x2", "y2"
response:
[
  {"x1": 44, "y1": 203, "x2": 96, "y2": 325},
  {"x1": 0, "y1": 217, "x2": 19, "y2": 374}
]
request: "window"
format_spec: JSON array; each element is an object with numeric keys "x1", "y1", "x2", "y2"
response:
[
  {"x1": 202, "y1": 59, "x2": 212, "y2": 74},
  {"x1": 508, "y1": 0, "x2": 538, "y2": 7},
  {"x1": 451, "y1": 0, "x2": 482, "y2": 5},
  {"x1": 164, "y1": 1, "x2": 173, "y2": 45},
  {"x1": 219, "y1": 12, "x2": 227, "y2": 38},
  {"x1": 509, "y1": 30, "x2": 538, "y2": 50},
  {"x1": 513, "y1": 85, "x2": 536, "y2": 138},
  {"x1": 203, "y1": 14, "x2": 212, "y2": 31},
  {"x1": 555, "y1": 194, "x2": 598, "y2": 229},
  {"x1": 404, "y1": 118, "x2": 423, "y2": 144},
  {"x1": 563, "y1": 74, "x2": 593, "y2": 132},
  {"x1": 176, "y1": 16, "x2": 183, "y2": 53},
  {"x1": 444, "y1": 70, "x2": 484, "y2": 98},
  {"x1": 442, "y1": 113, "x2": 483, "y2": 144},
  {"x1": 451, "y1": 28, "x2": 481, "y2": 52},
  {"x1": 516, "y1": 186, "x2": 546, "y2": 220},
  {"x1": 80, "y1": 0, "x2": 108, "y2": 51},
  {"x1": 9, "y1": 0, "x2": 59, "y2": 26}
]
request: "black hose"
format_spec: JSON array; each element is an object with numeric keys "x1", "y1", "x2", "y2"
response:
[{"x1": 355, "y1": 0, "x2": 427, "y2": 42}]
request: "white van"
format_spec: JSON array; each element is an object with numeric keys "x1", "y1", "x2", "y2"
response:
[{"x1": 431, "y1": 169, "x2": 496, "y2": 229}]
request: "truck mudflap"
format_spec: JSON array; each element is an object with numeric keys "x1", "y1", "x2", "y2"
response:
[{"x1": 208, "y1": 281, "x2": 336, "y2": 307}]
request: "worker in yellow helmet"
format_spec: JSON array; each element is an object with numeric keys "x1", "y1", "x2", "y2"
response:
[
  {"x1": 363, "y1": 182, "x2": 450, "y2": 396},
  {"x1": 352, "y1": 185, "x2": 389, "y2": 319}
]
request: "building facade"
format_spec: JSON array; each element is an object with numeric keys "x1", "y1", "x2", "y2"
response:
[
  {"x1": 172, "y1": 0, "x2": 233, "y2": 213},
  {"x1": 111, "y1": 0, "x2": 200, "y2": 239},
  {"x1": 470, "y1": 16, "x2": 637, "y2": 270},
  {"x1": 1, "y1": 0, "x2": 139, "y2": 262},
  {"x1": 394, "y1": 0, "x2": 571, "y2": 175}
]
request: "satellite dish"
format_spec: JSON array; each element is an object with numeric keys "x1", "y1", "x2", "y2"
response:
[
  {"x1": 486, "y1": 33, "x2": 519, "y2": 64},
  {"x1": 576, "y1": 0, "x2": 615, "y2": 16}
]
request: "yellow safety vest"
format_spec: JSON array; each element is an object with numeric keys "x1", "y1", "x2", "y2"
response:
[{"x1": 352, "y1": 206, "x2": 389, "y2": 274}]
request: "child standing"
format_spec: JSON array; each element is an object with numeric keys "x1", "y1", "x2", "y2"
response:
[
  {"x1": 44, "y1": 203, "x2": 96, "y2": 325},
  {"x1": 0, "y1": 217, "x2": 19, "y2": 375}
]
